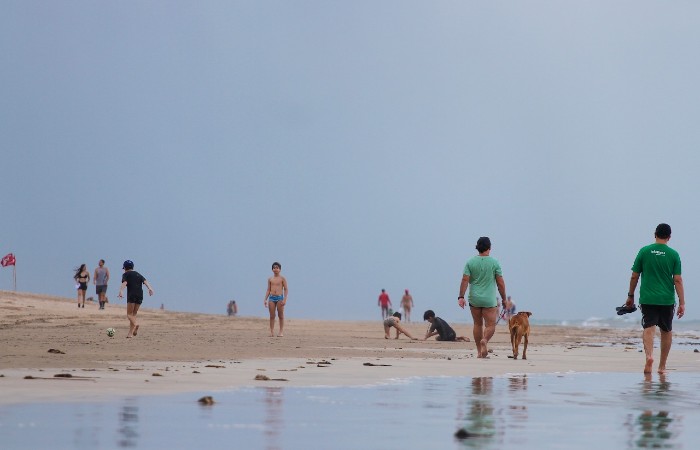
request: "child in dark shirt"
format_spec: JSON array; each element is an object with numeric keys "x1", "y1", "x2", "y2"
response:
[
  {"x1": 423, "y1": 310, "x2": 470, "y2": 342},
  {"x1": 118, "y1": 260, "x2": 154, "y2": 338}
]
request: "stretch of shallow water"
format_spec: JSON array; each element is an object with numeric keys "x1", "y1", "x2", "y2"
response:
[{"x1": 2, "y1": 371, "x2": 700, "y2": 449}]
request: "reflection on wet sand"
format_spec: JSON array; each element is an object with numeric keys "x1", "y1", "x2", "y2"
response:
[
  {"x1": 455, "y1": 375, "x2": 529, "y2": 448},
  {"x1": 627, "y1": 373, "x2": 679, "y2": 448},
  {"x1": 506, "y1": 375, "x2": 529, "y2": 425},
  {"x1": 117, "y1": 399, "x2": 139, "y2": 448},
  {"x1": 262, "y1": 387, "x2": 284, "y2": 450}
]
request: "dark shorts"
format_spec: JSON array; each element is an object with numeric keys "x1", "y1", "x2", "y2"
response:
[
  {"x1": 469, "y1": 303, "x2": 497, "y2": 309},
  {"x1": 641, "y1": 304, "x2": 674, "y2": 332},
  {"x1": 78, "y1": 282, "x2": 88, "y2": 291},
  {"x1": 96, "y1": 285, "x2": 107, "y2": 295},
  {"x1": 436, "y1": 332, "x2": 457, "y2": 342},
  {"x1": 127, "y1": 295, "x2": 143, "y2": 305}
]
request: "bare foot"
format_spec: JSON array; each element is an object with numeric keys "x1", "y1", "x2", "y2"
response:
[
  {"x1": 126, "y1": 335, "x2": 132, "y2": 338},
  {"x1": 658, "y1": 366, "x2": 667, "y2": 374},
  {"x1": 133, "y1": 325, "x2": 139, "y2": 336},
  {"x1": 644, "y1": 356, "x2": 654, "y2": 374},
  {"x1": 277, "y1": 333, "x2": 284, "y2": 337},
  {"x1": 480, "y1": 339, "x2": 489, "y2": 358},
  {"x1": 384, "y1": 335, "x2": 389, "y2": 339}
]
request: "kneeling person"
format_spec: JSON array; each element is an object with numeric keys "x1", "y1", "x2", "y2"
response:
[{"x1": 423, "y1": 310, "x2": 470, "y2": 342}]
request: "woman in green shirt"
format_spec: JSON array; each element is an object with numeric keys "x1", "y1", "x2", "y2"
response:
[{"x1": 458, "y1": 237, "x2": 507, "y2": 358}]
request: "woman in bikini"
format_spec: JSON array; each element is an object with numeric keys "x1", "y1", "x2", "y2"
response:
[
  {"x1": 383, "y1": 311, "x2": 418, "y2": 340},
  {"x1": 74, "y1": 263, "x2": 90, "y2": 308}
]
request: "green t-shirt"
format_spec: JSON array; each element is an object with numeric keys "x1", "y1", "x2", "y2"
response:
[
  {"x1": 463, "y1": 256, "x2": 502, "y2": 307},
  {"x1": 631, "y1": 243, "x2": 681, "y2": 306}
]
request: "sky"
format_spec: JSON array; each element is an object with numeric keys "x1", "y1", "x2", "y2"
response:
[{"x1": 2, "y1": 2, "x2": 699, "y2": 323}]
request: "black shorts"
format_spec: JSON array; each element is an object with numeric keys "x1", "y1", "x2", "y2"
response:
[
  {"x1": 436, "y1": 332, "x2": 457, "y2": 342},
  {"x1": 78, "y1": 282, "x2": 88, "y2": 291},
  {"x1": 96, "y1": 285, "x2": 107, "y2": 295},
  {"x1": 641, "y1": 304, "x2": 675, "y2": 332},
  {"x1": 127, "y1": 295, "x2": 143, "y2": 305}
]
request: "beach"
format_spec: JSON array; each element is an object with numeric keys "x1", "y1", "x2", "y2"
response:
[{"x1": 1, "y1": 290, "x2": 698, "y2": 406}]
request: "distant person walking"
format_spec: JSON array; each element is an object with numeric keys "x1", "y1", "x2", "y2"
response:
[
  {"x1": 264, "y1": 262, "x2": 288, "y2": 337},
  {"x1": 499, "y1": 295, "x2": 516, "y2": 324},
  {"x1": 625, "y1": 223, "x2": 685, "y2": 374},
  {"x1": 74, "y1": 264, "x2": 90, "y2": 308},
  {"x1": 227, "y1": 300, "x2": 238, "y2": 316},
  {"x1": 378, "y1": 289, "x2": 392, "y2": 319},
  {"x1": 458, "y1": 236, "x2": 507, "y2": 358},
  {"x1": 401, "y1": 289, "x2": 414, "y2": 322},
  {"x1": 118, "y1": 260, "x2": 154, "y2": 338},
  {"x1": 93, "y1": 259, "x2": 110, "y2": 310}
]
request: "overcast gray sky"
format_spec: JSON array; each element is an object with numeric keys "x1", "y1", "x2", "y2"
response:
[{"x1": 2, "y1": 1, "x2": 698, "y2": 323}]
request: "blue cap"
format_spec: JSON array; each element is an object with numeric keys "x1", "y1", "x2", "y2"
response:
[{"x1": 123, "y1": 260, "x2": 134, "y2": 270}]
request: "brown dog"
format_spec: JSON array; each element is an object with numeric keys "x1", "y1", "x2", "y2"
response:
[{"x1": 508, "y1": 311, "x2": 532, "y2": 360}]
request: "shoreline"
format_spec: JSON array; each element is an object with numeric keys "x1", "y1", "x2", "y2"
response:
[{"x1": 2, "y1": 290, "x2": 698, "y2": 406}]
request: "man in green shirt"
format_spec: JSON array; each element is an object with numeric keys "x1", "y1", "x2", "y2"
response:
[
  {"x1": 458, "y1": 236, "x2": 507, "y2": 358},
  {"x1": 625, "y1": 223, "x2": 685, "y2": 374}
]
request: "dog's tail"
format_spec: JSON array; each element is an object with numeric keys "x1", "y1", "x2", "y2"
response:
[{"x1": 510, "y1": 323, "x2": 520, "y2": 340}]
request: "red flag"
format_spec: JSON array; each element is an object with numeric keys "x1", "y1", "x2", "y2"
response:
[{"x1": 1, "y1": 253, "x2": 15, "y2": 267}]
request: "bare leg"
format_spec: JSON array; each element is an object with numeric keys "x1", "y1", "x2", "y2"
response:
[
  {"x1": 384, "y1": 323, "x2": 391, "y2": 339},
  {"x1": 394, "y1": 323, "x2": 416, "y2": 340},
  {"x1": 642, "y1": 326, "x2": 655, "y2": 374},
  {"x1": 277, "y1": 302, "x2": 285, "y2": 337},
  {"x1": 456, "y1": 336, "x2": 471, "y2": 342},
  {"x1": 126, "y1": 303, "x2": 140, "y2": 337},
  {"x1": 268, "y1": 301, "x2": 277, "y2": 337},
  {"x1": 470, "y1": 307, "x2": 485, "y2": 357},
  {"x1": 481, "y1": 307, "x2": 498, "y2": 357},
  {"x1": 658, "y1": 329, "x2": 672, "y2": 374}
]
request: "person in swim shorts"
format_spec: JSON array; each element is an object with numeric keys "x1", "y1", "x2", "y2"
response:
[
  {"x1": 401, "y1": 289, "x2": 414, "y2": 322},
  {"x1": 383, "y1": 311, "x2": 417, "y2": 340},
  {"x1": 423, "y1": 310, "x2": 470, "y2": 342},
  {"x1": 264, "y1": 262, "x2": 288, "y2": 337},
  {"x1": 93, "y1": 259, "x2": 110, "y2": 310},
  {"x1": 118, "y1": 260, "x2": 154, "y2": 338}
]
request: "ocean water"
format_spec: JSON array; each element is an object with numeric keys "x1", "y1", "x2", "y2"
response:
[{"x1": 2, "y1": 371, "x2": 700, "y2": 449}]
